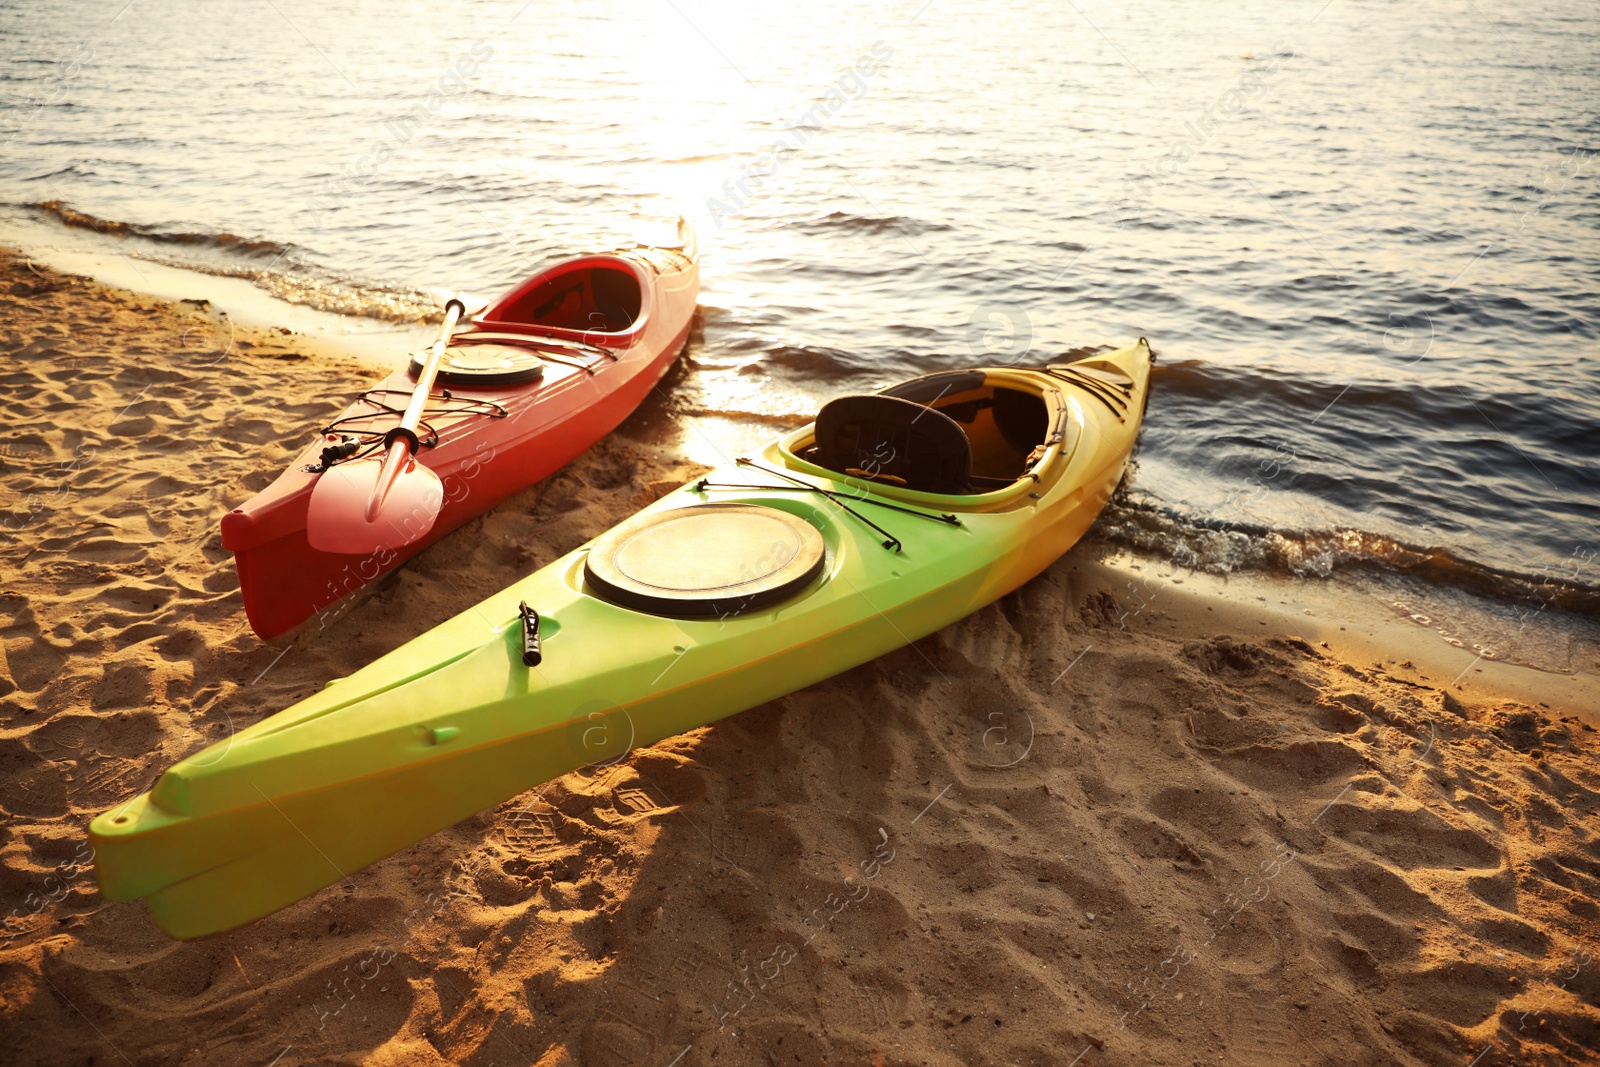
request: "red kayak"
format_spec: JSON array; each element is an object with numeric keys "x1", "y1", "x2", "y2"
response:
[{"x1": 222, "y1": 222, "x2": 699, "y2": 639}]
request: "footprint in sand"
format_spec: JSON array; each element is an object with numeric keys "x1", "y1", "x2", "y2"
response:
[{"x1": 1, "y1": 602, "x2": 70, "y2": 694}]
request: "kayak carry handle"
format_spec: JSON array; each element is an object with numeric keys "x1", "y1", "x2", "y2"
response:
[{"x1": 519, "y1": 601, "x2": 542, "y2": 667}]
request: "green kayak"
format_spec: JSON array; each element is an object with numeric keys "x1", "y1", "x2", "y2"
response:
[{"x1": 90, "y1": 341, "x2": 1153, "y2": 938}]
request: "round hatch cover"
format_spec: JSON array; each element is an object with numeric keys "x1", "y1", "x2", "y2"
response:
[
  {"x1": 408, "y1": 343, "x2": 545, "y2": 386},
  {"x1": 585, "y1": 503, "x2": 825, "y2": 617}
]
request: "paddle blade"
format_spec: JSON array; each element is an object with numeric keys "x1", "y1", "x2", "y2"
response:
[{"x1": 306, "y1": 457, "x2": 444, "y2": 555}]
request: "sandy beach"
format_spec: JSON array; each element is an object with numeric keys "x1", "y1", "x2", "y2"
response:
[{"x1": 2, "y1": 249, "x2": 1598, "y2": 1067}]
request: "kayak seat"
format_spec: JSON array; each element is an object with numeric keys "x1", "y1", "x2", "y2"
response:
[
  {"x1": 812, "y1": 395, "x2": 973, "y2": 494},
  {"x1": 878, "y1": 373, "x2": 1050, "y2": 486}
]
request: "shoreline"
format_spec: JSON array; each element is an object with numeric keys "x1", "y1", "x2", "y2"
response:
[
  {"x1": 1081, "y1": 548, "x2": 1600, "y2": 723},
  {"x1": 3, "y1": 248, "x2": 1597, "y2": 1066},
  {"x1": 0, "y1": 212, "x2": 436, "y2": 366}
]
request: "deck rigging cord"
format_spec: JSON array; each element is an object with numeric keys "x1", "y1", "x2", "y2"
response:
[
  {"x1": 622, "y1": 243, "x2": 696, "y2": 272},
  {"x1": 582, "y1": 238, "x2": 695, "y2": 274},
  {"x1": 1041, "y1": 366, "x2": 1129, "y2": 422},
  {"x1": 694, "y1": 457, "x2": 963, "y2": 554},
  {"x1": 305, "y1": 389, "x2": 507, "y2": 472},
  {"x1": 445, "y1": 331, "x2": 616, "y2": 375}
]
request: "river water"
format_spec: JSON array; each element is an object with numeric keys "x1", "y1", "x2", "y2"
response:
[{"x1": 3, "y1": 0, "x2": 1597, "y2": 658}]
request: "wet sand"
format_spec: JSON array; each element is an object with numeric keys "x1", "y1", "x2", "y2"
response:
[{"x1": 2, "y1": 248, "x2": 1596, "y2": 1066}]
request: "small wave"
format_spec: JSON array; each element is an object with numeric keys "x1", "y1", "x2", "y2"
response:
[
  {"x1": 796, "y1": 211, "x2": 952, "y2": 237},
  {"x1": 759, "y1": 344, "x2": 860, "y2": 376},
  {"x1": 660, "y1": 152, "x2": 734, "y2": 165},
  {"x1": 31, "y1": 200, "x2": 292, "y2": 259},
  {"x1": 24, "y1": 200, "x2": 440, "y2": 323},
  {"x1": 1090, "y1": 497, "x2": 1600, "y2": 616},
  {"x1": 251, "y1": 273, "x2": 442, "y2": 324},
  {"x1": 672, "y1": 407, "x2": 812, "y2": 428}
]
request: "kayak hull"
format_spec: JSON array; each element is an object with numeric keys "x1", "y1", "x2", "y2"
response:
[
  {"x1": 223, "y1": 231, "x2": 699, "y2": 640},
  {"x1": 93, "y1": 344, "x2": 1152, "y2": 938}
]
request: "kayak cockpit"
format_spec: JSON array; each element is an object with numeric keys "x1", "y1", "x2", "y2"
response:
[
  {"x1": 480, "y1": 256, "x2": 648, "y2": 337},
  {"x1": 778, "y1": 368, "x2": 1076, "y2": 506}
]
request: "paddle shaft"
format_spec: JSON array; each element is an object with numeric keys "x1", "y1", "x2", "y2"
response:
[{"x1": 366, "y1": 298, "x2": 466, "y2": 522}]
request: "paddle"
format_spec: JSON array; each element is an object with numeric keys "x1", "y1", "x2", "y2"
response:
[{"x1": 305, "y1": 295, "x2": 469, "y2": 555}]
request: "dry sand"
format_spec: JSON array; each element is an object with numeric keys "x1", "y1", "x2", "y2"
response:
[{"x1": 1, "y1": 249, "x2": 1597, "y2": 1066}]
